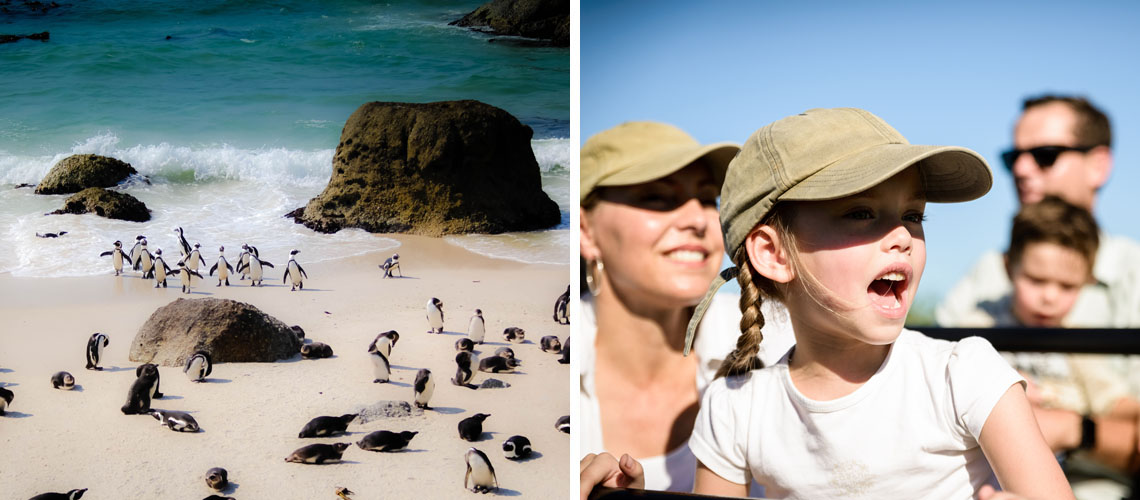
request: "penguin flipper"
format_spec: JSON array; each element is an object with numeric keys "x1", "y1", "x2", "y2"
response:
[
  {"x1": 191, "y1": 270, "x2": 204, "y2": 279},
  {"x1": 298, "y1": 263, "x2": 308, "y2": 279},
  {"x1": 225, "y1": 262, "x2": 234, "y2": 273},
  {"x1": 261, "y1": 261, "x2": 274, "y2": 268},
  {"x1": 209, "y1": 263, "x2": 218, "y2": 276},
  {"x1": 283, "y1": 269, "x2": 290, "y2": 283},
  {"x1": 100, "y1": 251, "x2": 113, "y2": 257}
]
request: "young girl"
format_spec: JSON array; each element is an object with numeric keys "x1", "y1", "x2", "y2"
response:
[{"x1": 684, "y1": 108, "x2": 1073, "y2": 499}]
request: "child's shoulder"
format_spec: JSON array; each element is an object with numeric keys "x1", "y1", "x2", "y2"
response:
[{"x1": 894, "y1": 329, "x2": 1006, "y2": 374}]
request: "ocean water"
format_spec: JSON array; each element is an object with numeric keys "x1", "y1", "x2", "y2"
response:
[{"x1": 0, "y1": 0, "x2": 569, "y2": 277}]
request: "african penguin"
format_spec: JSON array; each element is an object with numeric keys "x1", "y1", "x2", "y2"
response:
[
  {"x1": 426, "y1": 297, "x2": 444, "y2": 333},
  {"x1": 300, "y1": 342, "x2": 333, "y2": 359},
  {"x1": 283, "y1": 249, "x2": 308, "y2": 291},
  {"x1": 284, "y1": 442, "x2": 351, "y2": 464},
  {"x1": 28, "y1": 488, "x2": 87, "y2": 500},
  {"x1": 209, "y1": 246, "x2": 234, "y2": 286},
  {"x1": 237, "y1": 244, "x2": 253, "y2": 281},
  {"x1": 356, "y1": 430, "x2": 418, "y2": 452},
  {"x1": 458, "y1": 413, "x2": 490, "y2": 442},
  {"x1": 148, "y1": 408, "x2": 200, "y2": 432},
  {"x1": 464, "y1": 447, "x2": 498, "y2": 493},
  {"x1": 502, "y1": 435, "x2": 532, "y2": 460},
  {"x1": 128, "y1": 235, "x2": 145, "y2": 271},
  {"x1": 99, "y1": 240, "x2": 128, "y2": 276},
  {"x1": 237, "y1": 252, "x2": 273, "y2": 286},
  {"x1": 136, "y1": 363, "x2": 163, "y2": 399},
  {"x1": 298, "y1": 414, "x2": 357, "y2": 438},
  {"x1": 121, "y1": 364, "x2": 160, "y2": 415},
  {"x1": 85, "y1": 333, "x2": 108, "y2": 370},
  {"x1": 50, "y1": 371, "x2": 75, "y2": 390},
  {"x1": 558, "y1": 336, "x2": 570, "y2": 365},
  {"x1": 553, "y1": 284, "x2": 570, "y2": 324},
  {"x1": 205, "y1": 467, "x2": 228, "y2": 491},
  {"x1": 378, "y1": 252, "x2": 400, "y2": 278},
  {"x1": 186, "y1": 242, "x2": 206, "y2": 273},
  {"x1": 368, "y1": 330, "x2": 399, "y2": 358},
  {"x1": 556, "y1": 415, "x2": 570, "y2": 434},
  {"x1": 134, "y1": 239, "x2": 155, "y2": 279},
  {"x1": 369, "y1": 345, "x2": 390, "y2": 383},
  {"x1": 455, "y1": 338, "x2": 474, "y2": 352},
  {"x1": 173, "y1": 227, "x2": 191, "y2": 258},
  {"x1": 178, "y1": 260, "x2": 204, "y2": 294},
  {"x1": 183, "y1": 351, "x2": 213, "y2": 382},
  {"x1": 493, "y1": 347, "x2": 515, "y2": 360},
  {"x1": 0, "y1": 386, "x2": 12, "y2": 415},
  {"x1": 467, "y1": 309, "x2": 485, "y2": 344},
  {"x1": 152, "y1": 249, "x2": 174, "y2": 288},
  {"x1": 540, "y1": 335, "x2": 562, "y2": 353},
  {"x1": 452, "y1": 351, "x2": 476, "y2": 387},
  {"x1": 502, "y1": 327, "x2": 525, "y2": 343},
  {"x1": 479, "y1": 356, "x2": 520, "y2": 374},
  {"x1": 413, "y1": 368, "x2": 434, "y2": 410}
]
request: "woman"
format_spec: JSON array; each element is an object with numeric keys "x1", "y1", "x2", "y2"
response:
[{"x1": 579, "y1": 121, "x2": 794, "y2": 496}]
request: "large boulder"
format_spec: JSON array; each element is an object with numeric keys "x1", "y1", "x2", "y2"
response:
[
  {"x1": 450, "y1": 0, "x2": 569, "y2": 47},
  {"x1": 129, "y1": 298, "x2": 303, "y2": 366},
  {"x1": 35, "y1": 154, "x2": 137, "y2": 195},
  {"x1": 288, "y1": 100, "x2": 561, "y2": 236},
  {"x1": 50, "y1": 187, "x2": 151, "y2": 222}
]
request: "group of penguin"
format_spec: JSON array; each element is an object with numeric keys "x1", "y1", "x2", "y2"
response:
[{"x1": 100, "y1": 227, "x2": 309, "y2": 292}]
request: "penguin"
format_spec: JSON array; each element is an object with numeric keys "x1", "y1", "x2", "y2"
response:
[
  {"x1": 426, "y1": 297, "x2": 444, "y2": 333},
  {"x1": 173, "y1": 226, "x2": 192, "y2": 258},
  {"x1": 553, "y1": 285, "x2": 570, "y2": 325},
  {"x1": 35, "y1": 231, "x2": 67, "y2": 238},
  {"x1": 412, "y1": 368, "x2": 434, "y2": 409},
  {"x1": 369, "y1": 344, "x2": 390, "y2": 383},
  {"x1": 283, "y1": 249, "x2": 308, "y2": 291},
  {"x1": 452, "y1": 351, "x2": 476, "y2": 387},
  {"x1": 99, "y1": 240, "x2": 128, "y2": 276},
  {"x1": 558, "y1": 336, "x2": 570, "y2": 365},
  {"x1": 152, "y1": 249, "x2": 174, "y2": 288},
  {"x1": 291, "y1": 325, "x2": 306, "y2": 341},
  {"x1": 134, "y1": 239, "x2": 155, "y2": 279},
  {"x1": 540, "y1": 335, "x2": 563, "y2": 353},
  {"x1": 284, "y1": 442, "x2": 351, "y2": 464},
  {"x1": 356, "y1": 430, "x2": 418, "y2": 452},
  {"x1": 298, "y1": 414, "x2": 357, "y2": 438},
  {"x1": 50, "y1": 371, "x2": 75, "y2": 390},
  {"x1": 378, "y1": 253, "x2": 400, "y2": 278},
  {"x1": 85, "y1": 333, "x2": 109, "y2": 370},
  {"x1": 136, "y1": 362, "x2": 164, "y2": 399},
  {"x1": 0, "y1": 386, "x2": 12, "y2": 415},
  {"x1": 28, "y1": 489, "x2": 87, "y2": 500},
  {"x1": 236, "y1": 252, "x2": 274, "y2": 286},
  {"x1": 502, "y1": 435, "x2": 532, "y2": 460},
  {"x1": 367, "y1": 330, "x2": 399, "y2": 358},
  {"x1": 478, "y1": 356, "x2": 520, "y2": 374},
  {"x1": 464, "y1": 447, "x2": 498, "y2": 493},
  {"x1": 556, "y1": 415, "x2": 570, "y2": 434},
  {"x1": 186, "y1": 242, "x2": 207, "y2": 273},
  {"x1": 121, "y1": 364, "x2": 160, "y2": 414},
  {"x1": 237, "y1": 244, "x2": 253, "y2": 281},
  {"x1": 502, "y1": 327, "x2": 525, "y2": 343},
  {"x1": 148, "y1": 408, "x2": 200, "y2": 432},
  {"x1": 300, "y1": 342, "x2": 333, "y2": 359},
  {"x1": 455, "y1": 338, "x2": 474, "y2": 352},
  {"x1": 178, "y1": 260, "x2": 204, "y2": 294},
  {"x1": 458, "y1": 413, "x2": 490, "y2": 441},
  {"x1": 205, "y1": 467, "x2": 228, "y2": 491},
  {"x1": 183, "y1": 350, "x2": 213, "y2": 382},
  {"x1": 128, "y1": 235, "x2": 146, "y2": 271},
  {"x1": 467, "y1": 309, "x2": 485, "y2": 344},
  {"x1": 209, "y1": 246, "x2": 234, "y2": 287}
]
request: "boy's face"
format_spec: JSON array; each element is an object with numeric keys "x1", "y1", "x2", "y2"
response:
[{"x1": 1007, "y1": 242, "x2": 1090, "y2": 326}]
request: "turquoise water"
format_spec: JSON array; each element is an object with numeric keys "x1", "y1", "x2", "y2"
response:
[{"x1": 0, "y1": 0, "x2": 569, "y2": 276}]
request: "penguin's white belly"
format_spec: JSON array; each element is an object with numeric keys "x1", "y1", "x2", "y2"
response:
[
  {"x1": 155, "y1": 263, "x2": 167, "y2": 282},
  {"x1": 187, "y1": 252, "x2": 201, "y2": 272},
  {"x1": 187, "y1": 358, "x2": 205, "y2": 380},
  {"x1": 288, "y1": 262, "x2": 303, "y2": 285},
  {"x1": 416, "y1": 378, "x2": 434, "y2": 404},
  {"x1": 468, "y1": 319, "x2": 485, "y2": 343},
  {"x1": 372, "y1": 354, "x2": 390, "y2": 381},
  {"x1": 217, "y1": 261, "x2": 229, "y2": 280},
  {"x1": 468, "y1": 461, "x2": 495, "y2": 487},
  {"x1": 112, "y1": 252, "x2": 123, "y2": 271},
  {"x1": 428, "y1": 309, "x2": 443, "y2": 329},
  {"x1": 251, "y1": 261, "x2": 264, "y2": 281}
]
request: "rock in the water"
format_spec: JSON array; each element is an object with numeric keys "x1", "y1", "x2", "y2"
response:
[
  {"x1": 129, "y1": 298, "x2": 302, "y2": 366},
  {"x1": 35, "y1": 154, "x2": 138, "y2": 195},
  {"x1": 353, "y1": 400, "x2": 424, "y2": 424},
  {"x1": 478, "y1": 378, "x2": 511, "y2": 389},
  {"x1": 288, "y1": 100, "x2": 560, "y2": 236},
  {"x1": 450, "y1": 0, "x2": 568, "y2": 47},
  {"x1": 49, "y1": 187, "x2": 150, "y2": 222}
]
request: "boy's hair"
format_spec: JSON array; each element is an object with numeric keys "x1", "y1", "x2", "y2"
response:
[
  {"x1": 1023, "y1": 95, "x2": 1112, "y2": 148},
  {"x1": 1007, "y1": 195, "x2": 1099, "y2": 274}
]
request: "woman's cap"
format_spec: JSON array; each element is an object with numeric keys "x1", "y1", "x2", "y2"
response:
[
  {"x1": 580, "y1": 121, "x2": 740, "y2": 203},
  {"x1": 719, "y1": 107, "x2": 993, "y2": 259}
]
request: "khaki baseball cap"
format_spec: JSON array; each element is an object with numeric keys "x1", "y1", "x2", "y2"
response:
[
  {"x1": 684, "y1": 107, "x2": 993, "y2": 355},
  {"x1": 580, "y1": 121, "x2": 740, "y2": 203}
]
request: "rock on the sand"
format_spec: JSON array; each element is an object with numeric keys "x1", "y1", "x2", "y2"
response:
[
  {"x1": 450, "y1": 0, "x2": 569, "y2": 46},
  {"x1": 129, "y1": 298, "x2": 302, "y2": 366},
  {"x1": 49, "y1": 187, "x2": 151, "y2": 222},
  {"x1": 353, "y1": 400, "x2": 425, "y2": 424},
  {"x1": 478, "y1": 378, "x2": 510, "y2": 389},
  {"x1": 287, "y1": 100, "x2": 561, "y2": 237},
  {"x1": 35, "y1": 154, "x2": 138, "y2": 195}
]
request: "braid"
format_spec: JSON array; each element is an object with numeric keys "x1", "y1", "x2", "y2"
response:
[{"x1": 714, "y1": 245, "x2": 767, "y2": 379}]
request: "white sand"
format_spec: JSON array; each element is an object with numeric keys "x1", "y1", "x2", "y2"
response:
[{"x1": 0, "y1": 235, "x2": 570, "y2": 498}]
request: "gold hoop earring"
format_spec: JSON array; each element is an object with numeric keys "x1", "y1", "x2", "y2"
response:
[{"x1": 586, "y1": 258, "x2": 604, "y2": 297}]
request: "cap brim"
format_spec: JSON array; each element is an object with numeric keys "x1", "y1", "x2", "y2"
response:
[
  {"x1": 597, "y1": 142, "x2": 740, "y2": 190},
  {"x1": 779, "y1": 144, "x2": 993, "y2": 204}
]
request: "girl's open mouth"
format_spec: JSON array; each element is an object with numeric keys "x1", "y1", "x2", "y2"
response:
[{"x1": 867, "y1": 269, "x2": 909, "y2": 318}]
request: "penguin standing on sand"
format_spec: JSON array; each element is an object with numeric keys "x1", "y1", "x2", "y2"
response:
[
  {"x1": 283, "y1": 249, "x2": 308, "y2": 291},
  {"x1": 426, "y1": 298, "x2": 444, "y2": 334},
  {"x1": 99, "y1": 240, "x2": 129, "y2": 276},
  {"x1": 186, "y1": 243, "x2": 207, "y2": 273},
  {"x1": 178, "y1": 260, "x2": 204, "y2": 294},
  {"x1": 467, "y1": 309, "x2": 485, "y2": 344},
  {"x1": 369, "y1": 343, "x2": 390, "y2": 383},
  {"x1": 554, "y1": 285, "x2": 570, "y2": 324},
  {"x1": 378, "y1": 253, "x2": 400, "y2": 278},
  {"x1": 237, "y1": 252, "x2": 273, "y2": 286},
  {"x1": 134, "y1": 239, "x2": 155, "y2": 279},
  {"x1": 237, "y1": 244, "x2": 253, "y2": 281},
  {"x1": 173, "y1": 227, "x2": 191, "y2": 258},
  {"x1": 183, "y1": 350, "x2": 213, "y2": 382},
  {"x1": 452, "y1": 351, "x2": 476, "y2": 387},
  {"x1": 209, "y1": 246, "x2": 234, "y2": 286},
  {"x1": 152, "y1": 249, "x2": 174, "y2": 288},
  {"x1": 464, "y1": 448, "x2": 498, "y2": 493},
  {"x1": 128, "y1": 235, "x2": 146, "y2": 271},
  {"x1": 86, "y1": 333, "x2": 108, "y2": 370},
  {"x1": 121, "y1": 364, "x2": 160, "y2": 414},
  {"x1": 413, "y1": 369, "x2": 434, "y2": 409},
  {"x1": 136, "y1": 363, "x2": 164, "y2": 399}
]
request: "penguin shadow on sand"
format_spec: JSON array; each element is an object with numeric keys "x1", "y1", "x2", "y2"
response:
[
  {"x1": 490, "y1": 487, "x2": 523, "y2": 496},
  {"x1": 428, "y1": 406, "x2": 464, "y2": 415},
  {"x1": 0, "y1": 367, "x2": 13, "y2": 374},
  {"x1": 382, "y1": 380, "x2": 411, "y2": 388},
  {"x1": 101, "y1": 366, "x2": 136, "y2": 373},
  {"x1": 514, "y1": 450, "x2": 544, "y2": 463},
  {"x1": 2, "y1": 410, "x2": 33, "y2": 418},
  {"x1": 436, "y1": 330, "x2": 466, "y2": 337}
]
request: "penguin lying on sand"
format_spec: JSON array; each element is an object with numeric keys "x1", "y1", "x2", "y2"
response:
[{"x1": 28, "y1": 488, "x2": 87, "y2": 500}]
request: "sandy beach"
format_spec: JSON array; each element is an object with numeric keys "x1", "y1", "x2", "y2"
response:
[{"x1": 0, "y1": 235, "x2": 570, "y2": 498}]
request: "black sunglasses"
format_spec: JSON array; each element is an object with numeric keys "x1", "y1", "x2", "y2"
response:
[{"x1": 1000, "y1": 145, "x2": 1096, "y2": 171}]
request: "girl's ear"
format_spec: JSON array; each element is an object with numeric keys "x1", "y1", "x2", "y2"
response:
[
  {"x1": 580, "y1": 208, "x2": 600, "y2": 262},
  {"x1": 745, "y1": 225, "x2": 793, "y2": 283}
]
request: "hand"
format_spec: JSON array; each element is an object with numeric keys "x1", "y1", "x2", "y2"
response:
[
  {"x1": 580, "y1": 452, "x2": 645, "y2": 500},
  {"x1": 977, "y1": 484, "x2": 1028, "y2": 500}
]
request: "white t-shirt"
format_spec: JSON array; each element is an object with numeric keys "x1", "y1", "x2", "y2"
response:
[
  {"x1": 580, "y1": 293, "x2": 795, "y2": 492},
  {"x1": 690, "y1": 330, "x2": 1023, "y2": 499}
]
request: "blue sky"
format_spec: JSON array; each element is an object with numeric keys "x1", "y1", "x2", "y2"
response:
[{"x1": 580, "y1": 1, "x2": 1140, "y2": 307}]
